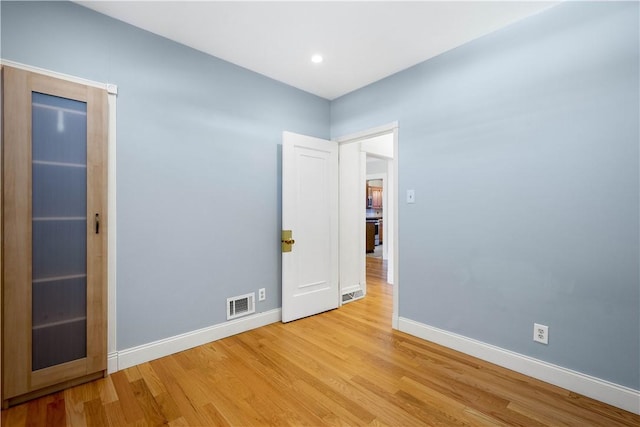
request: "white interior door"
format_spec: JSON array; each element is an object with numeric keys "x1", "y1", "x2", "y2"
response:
[{"x1": 282, "y1": 131, "x2": 339, "y2": 322}]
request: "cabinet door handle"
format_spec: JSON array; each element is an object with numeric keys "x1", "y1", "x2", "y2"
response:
[{"x1": 95, "y1": 213, "x2": 100, "y2": 234}]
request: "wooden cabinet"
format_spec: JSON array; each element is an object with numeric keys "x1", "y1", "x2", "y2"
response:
[
  {"x1": 366, "y1": 222, "x2": 376, "y2": 253},
  {"x1": 366, "y1": 185, "x2": 383, "y2": 209},
  {"x1": 2, "y1": 66, "x2": 108, "y2": 407},
  {"x1": 371, "y1": 186, "x2": 382, "y2": 209}
]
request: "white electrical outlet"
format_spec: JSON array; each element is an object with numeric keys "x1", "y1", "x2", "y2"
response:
[
  {"x1": 533, "y1": 323, "x2": 548, "y2": 344},
  {"x1": 258, "y1": 288, "x2": 266, "y2": 301}
]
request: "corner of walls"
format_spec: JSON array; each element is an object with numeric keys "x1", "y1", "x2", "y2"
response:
[{"x1": 2, "y1": 0, "x2": 330, "y2": 371}]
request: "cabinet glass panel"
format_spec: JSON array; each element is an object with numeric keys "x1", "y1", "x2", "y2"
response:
[
  {"x1": 31, "y1": 92, "x2": 87, "y2": 370},
  {"x1": 32, "y1": 220, "x2": 87, "y2": 278},
  {"x1": 32, "y1": 92, "x2": 87, "y2": 164},
  {"x1": 32, "y1": 162, "x2": 86, "y2": 218}
]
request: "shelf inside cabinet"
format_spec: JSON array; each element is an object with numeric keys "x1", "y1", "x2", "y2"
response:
[
  {"x1": 33, "y1": 217, "x2": 86, "y2": 222},
  {"x1": 33, "y1": 160, "x2": 86, "y2": 168},
  {"x1": 32, "y1": 274, "x2": 87, "y2": 284},
  {"x1": 32, "y1": 316, "x2": 86, "y2": 331}
]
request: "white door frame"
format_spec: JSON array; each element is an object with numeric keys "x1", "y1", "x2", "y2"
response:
[{"x1": 335, "y1": 122, "x2": 399, "y2": 329}]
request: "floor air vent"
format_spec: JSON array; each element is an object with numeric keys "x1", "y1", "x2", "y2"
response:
[
  {"x1": 227, "y1": 292, "x2": 255, "y2": 320},
  {"x1": 342, "y1": 290, "x2": 364, "y2": 304}
]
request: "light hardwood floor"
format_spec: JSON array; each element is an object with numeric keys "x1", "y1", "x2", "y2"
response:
[{"x1": 2, "y1": 257, "x2": 639, "y2": 426}]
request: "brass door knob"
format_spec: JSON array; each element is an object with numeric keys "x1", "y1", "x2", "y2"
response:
[{"x1": 282, "y1": 230, "x2": 295, "y2": 253}]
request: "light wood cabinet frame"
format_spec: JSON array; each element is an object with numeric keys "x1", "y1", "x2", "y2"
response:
[{"x1": 2, "y1": 66, "x2": 108, "y2": 407}]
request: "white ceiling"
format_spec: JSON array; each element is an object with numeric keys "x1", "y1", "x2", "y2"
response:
[{"x1": 77, "y1": 1, "x2": 559, "y2": 100}]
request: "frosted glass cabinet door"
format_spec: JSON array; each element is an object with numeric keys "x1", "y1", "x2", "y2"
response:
[
  {"x1": 2, "y1": 66, "x2": 108, "y2": 406},
  {"x1": 31, "y1": 92, "x2": 88, "y2": 371}
]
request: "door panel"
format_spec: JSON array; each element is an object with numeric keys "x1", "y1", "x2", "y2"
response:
[{"x1": 282, "y1": 132, "x2": 339, "y2": 322}]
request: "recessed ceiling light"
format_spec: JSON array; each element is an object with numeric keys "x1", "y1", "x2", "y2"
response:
[{"x1": 311, "y1": 54, "x2": 323, "y2": 64}]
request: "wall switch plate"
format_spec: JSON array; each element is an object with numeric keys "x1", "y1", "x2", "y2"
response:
[
  {"x1": 533, "y1": 323, "x2": 548, "y2": 344},
  {"x1": 258, "y1": 288, "x2": 266, "y2": 301},
  {"x1": 406, "y1": 189, "x2": 415, "y2": 204}
]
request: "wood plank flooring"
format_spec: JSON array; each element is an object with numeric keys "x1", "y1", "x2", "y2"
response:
[{"x1": 3, "y1": 257, "x2": 639, "y2": 426}]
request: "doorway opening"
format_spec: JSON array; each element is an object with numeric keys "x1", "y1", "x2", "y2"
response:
[{"x1": 336, "y1": 123, "x2": 398, "y2": 329}]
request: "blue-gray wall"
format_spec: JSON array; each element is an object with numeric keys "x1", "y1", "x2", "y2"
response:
[
  {"x1": 332, "y1": 1, "x2": 639, "y2": 390},
  {"x1": 1, "y1": 1, "x2": 330, "y2": 349},
  {"x1": 2, "y1": 0, "x2": 638, "y2": 391}
]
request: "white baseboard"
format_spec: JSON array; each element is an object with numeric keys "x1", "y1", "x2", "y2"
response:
[
  {"x1": 107, "y1": 352, "x2": 119, "y2": 374},
  {"x1": 114, "y1": 309, "x2": 281, "y2": 371},
  {"x1": 398, "y1": 317, "x2": 640, "y2": 415}
]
